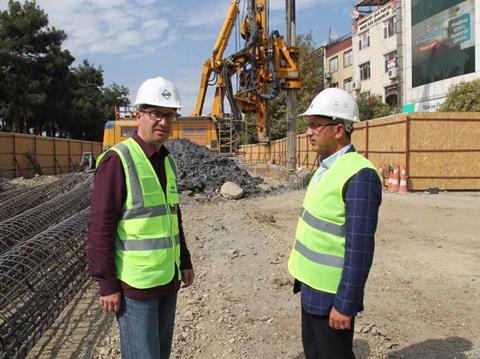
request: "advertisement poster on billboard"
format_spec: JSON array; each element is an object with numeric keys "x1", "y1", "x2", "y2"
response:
[{"x1": 412, "y1": 0, "x2": 475, "y2": 87}]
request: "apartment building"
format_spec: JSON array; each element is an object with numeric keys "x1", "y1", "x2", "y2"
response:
[
  {"x1": 352, "y1": 0, "x2": 400, "y2": 109},
  {"x1": 323, "y1": 35, "x2": 354, "y2": 93}
]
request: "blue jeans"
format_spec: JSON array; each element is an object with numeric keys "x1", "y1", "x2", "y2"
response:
[{"x1": 117, "y1": 294, "x2": 177, "y2": 359}]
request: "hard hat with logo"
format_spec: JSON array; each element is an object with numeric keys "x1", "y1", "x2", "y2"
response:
[
  {"x1": 134, "y1": 76, "x2": 183, "y2": 109},
  {"x1": 301, "y1": 88, "x2": 359, "y2": 132}
]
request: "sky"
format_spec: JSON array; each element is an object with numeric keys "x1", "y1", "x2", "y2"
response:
[{"x1": 0, "y1": 0, "x2": 354, "y2": 115}]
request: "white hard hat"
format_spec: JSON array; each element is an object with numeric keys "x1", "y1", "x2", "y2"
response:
[
  {"x1": 133, "y1": 76, "x2": 183, "y2": 109},
  {"x1": 301, "y1": 88, "x2": 360, "y2": 132}
]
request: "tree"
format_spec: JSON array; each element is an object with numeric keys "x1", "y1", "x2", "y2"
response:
[
  {"x1": 438, "y1": 79, "x2": 480, "y2": 112},
  {"x1": 357, "y1": 93, "x2": 391, "y2": 121},
  {"x1": 69, "y1": 60, "x2": 105, "y2": 140},
  {"x1": 0, "y1": 1, "x2": 130, "y2": 140},
  {"x1": 0, "y1": 1, "x2": 73, "y2": 133},
  {"x1": 102, "y1": 83, "x2": 130, "y2": 121}
]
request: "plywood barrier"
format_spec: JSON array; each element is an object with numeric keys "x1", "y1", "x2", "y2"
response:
[
  {"x1": 0, "y1": 132, "x2": 102, "y2": 178},
  {"x1": 238, "y1": 112, "x2": 480, "y2": 191}
]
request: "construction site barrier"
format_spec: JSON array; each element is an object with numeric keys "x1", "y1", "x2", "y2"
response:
[
  {"x1": 239, "y1": 112, "x2": 480, "y2": 191},
  {"x1": 0, "y1": 132, "x2": 102, "y2": 178}
]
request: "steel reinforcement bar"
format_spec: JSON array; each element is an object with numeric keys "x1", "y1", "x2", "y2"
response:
[
  {"x1": 0, "y1": 179, "x2": 24, "y2": 195},
  {"x1": 0, "y1": 174, "x2": 88, "y2": 221},
  {"x1": 0, "y1": 208, "x2": 90, "y2": 359},
  {"x1": 0, "y1": 175, "x2": 93, "y2": 255}
]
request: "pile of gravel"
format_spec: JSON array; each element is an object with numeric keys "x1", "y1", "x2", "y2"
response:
[{"x1": 165, "y1": 139, "x2": 263, "y2": 196}]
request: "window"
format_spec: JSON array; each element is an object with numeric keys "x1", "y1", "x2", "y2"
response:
[
  {"x1": 182, "y1": 127, "x2": 207, "y2": 135},
  {"x1": 344, "y1": 77, "x2": 353, "y2": 92},
  {"x1": 120, "y1": 126, "x2": 137, "y2": 137},
  {"x1": 329, "y1": 57, "x2": 338, "y2": 73},
  {"x1": 329, "y1": 82, "x2": 338, "y2": 88},
  {"x1": 358, "y1": 31, "x2": 370, "y2": 50},
  {"x1": 343, "y1": 50, "x2": 352, "y2": 67},
  {"x1": 360, "y1": 62, "x2": 371, "y2": 81},
  {"x1": 384, "y1": 51, "x2": 397, "y2": 72},
  {"x1": 383, "y1": 17, "x2": 395, "y2": 38}
]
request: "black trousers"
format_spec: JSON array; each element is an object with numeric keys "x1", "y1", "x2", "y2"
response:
[{"x1": 301, "y1": 307, "x2": 356, "y2": 359}]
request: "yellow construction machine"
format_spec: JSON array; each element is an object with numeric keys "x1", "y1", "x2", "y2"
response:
[{"x1": 190, "y1": 0, "x2": 301, "y2": 151}]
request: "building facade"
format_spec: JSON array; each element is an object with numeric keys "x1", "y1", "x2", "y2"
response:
[
  {"x1": 403, "y1": 0, "x2": 480, "y2": 112},
  {"x1": 352, "y1": 0, "x2": 401, "y2": 110},
  {"x1": 324, "y1": 36, "x2": 354, "y2": 93}
]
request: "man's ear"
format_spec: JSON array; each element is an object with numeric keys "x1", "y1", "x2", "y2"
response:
[
  {"x1": 135, "y1": 112, "x2": 142, "y2": 120},
  {"x1": 334, "y1": 123, "x2": 345, "y2": 139}
]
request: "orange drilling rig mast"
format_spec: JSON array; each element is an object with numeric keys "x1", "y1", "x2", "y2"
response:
[{"x1": 192, "y1": 0, "x2": 301, "y2": 145}]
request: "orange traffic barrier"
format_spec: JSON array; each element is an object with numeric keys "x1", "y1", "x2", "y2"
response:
[
  {"x1": 389, "y1": 165, "x2": 399, "y2": 192},
  {"x1": 398, "y1": 166, "x2": 408, "y2": 193},
  {"x1": 387, "y1": 167, "x2": 394, "y2": 191}
]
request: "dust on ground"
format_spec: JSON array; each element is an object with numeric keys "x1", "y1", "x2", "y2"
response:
[
  {"x1": 8, "y1": 173, "x2": 73, "y2": 187},
  {"x1": 29, "y1": 189, "x2": 480, "y2": 358}
]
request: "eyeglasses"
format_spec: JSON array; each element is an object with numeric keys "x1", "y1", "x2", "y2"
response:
[
  {"x1": 306, "y1": 122, "x2": 339, "y2": 130},
  {"x1": 142, "y1": 110, "x2": 178, "y2": 122}
]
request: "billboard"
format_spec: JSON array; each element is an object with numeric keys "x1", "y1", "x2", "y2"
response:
[{"x1": 412, "y1": 0, "x2": 475, "y2": 87}]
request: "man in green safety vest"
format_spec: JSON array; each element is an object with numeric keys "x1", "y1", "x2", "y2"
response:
[
  {"x1": 288, "y1": 88, "x2": 382, "y2": 358},
  {"x1": 87, "y1": 76, "x2": 194, "y2": 359}
]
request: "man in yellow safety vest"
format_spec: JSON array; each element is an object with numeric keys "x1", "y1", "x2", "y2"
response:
[
  {"x1": 288, "y1": 88, "x2": 382, "y2": 358},
  {"x1": 87, "y1": 76, "x2": 194, "y2": 359}
]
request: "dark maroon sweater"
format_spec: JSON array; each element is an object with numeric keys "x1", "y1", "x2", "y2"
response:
[{"x1": 87, "y1": 134, "x2": 192, "y2": 300}]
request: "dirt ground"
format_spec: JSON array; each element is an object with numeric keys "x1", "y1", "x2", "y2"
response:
[{"x1": 29, "y1": 188, "x2": 480, "y2": 359}]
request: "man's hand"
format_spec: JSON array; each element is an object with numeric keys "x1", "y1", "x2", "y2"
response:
[
  {"x1": 329, "y1": 307, "x2": 352, "y2": 330},
  {"x1": 182, "y1": 269, "x2": 195, "y2": 288},
  {"x1": 99, "y1": 292, "x2": 122, "y2": 313}
]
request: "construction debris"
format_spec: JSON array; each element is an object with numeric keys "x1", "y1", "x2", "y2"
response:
[
  {"x1": 165, "y1": 139, "x2": 263, "y2": 197},
  {"x1": 220, "y1": 181, "x2": 244, "y2": 199}
]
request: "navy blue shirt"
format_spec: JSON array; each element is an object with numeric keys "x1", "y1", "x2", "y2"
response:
[{"x1": 300, "y1": 146, "x2": 382, "y2": 317}]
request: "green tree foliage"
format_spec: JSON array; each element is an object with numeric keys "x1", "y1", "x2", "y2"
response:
[
  {"x1": 357, "y1": 93, "x2": 391, "y2": 121},
  {"x1": 103, "y1": 83, "x2": 130, "y2": 121},
  {"x1": 69, "y1": 60, "x2": 105, "y2": 140},
  {"x1": 0, "y1": 1, "x2": 130, "y2": 140},
  {"x1": 438, "y1": 79, "x2": 480, "y2": 112},
  {"x1": 0, "y1": 0, "x2": 73, "y2": 133},
  {"x1": 240, "y1": 33, "x2": 323, "y2": 144}
]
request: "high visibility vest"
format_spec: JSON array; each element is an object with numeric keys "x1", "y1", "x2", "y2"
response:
[
  {"x1": 96, "y1": 137, "x2": 181, "y2": 289},
  {"x1": 288, "y1": 152, "x2": 378, "y2": 294}
]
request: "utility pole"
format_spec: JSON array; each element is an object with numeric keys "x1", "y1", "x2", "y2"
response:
[{"x1": 286, "y1": 0, "x2": 297, "y2": 181}]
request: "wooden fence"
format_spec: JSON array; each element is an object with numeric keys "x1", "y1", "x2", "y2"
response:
[
  {"x1": 0, "y1": 132, "x2": 102, "y2": 178},
  {"x1": 239, "y1": 112, "x2": 480, "y2": 191}
]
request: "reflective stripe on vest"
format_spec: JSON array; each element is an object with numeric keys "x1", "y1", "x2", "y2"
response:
[
  {"x1": 102, "y1": 137, "x2": 181, "y2": 289},
  {"x1": 116, "y1": 234, "x2": 180, "y2": 251},
  {"x1": 115, "y1": 142, "x2": 145, "y2": 209},
  {"x1": 288, "y1": 152, "x2": 379, "y2": 294},
  {"x1": 121, "y1": 204, "x2": 179, "y2": 220},
  {"x1": 294, "y1": 240, "x2": 344, "y2": 268},
  {"x1": 299, "y1": 207, "x2": 345, "y2": 237}
]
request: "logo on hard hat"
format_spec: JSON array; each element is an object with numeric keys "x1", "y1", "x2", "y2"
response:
[{"x1": 162, "y1": 89, "x2": 172, "y2": 100}]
